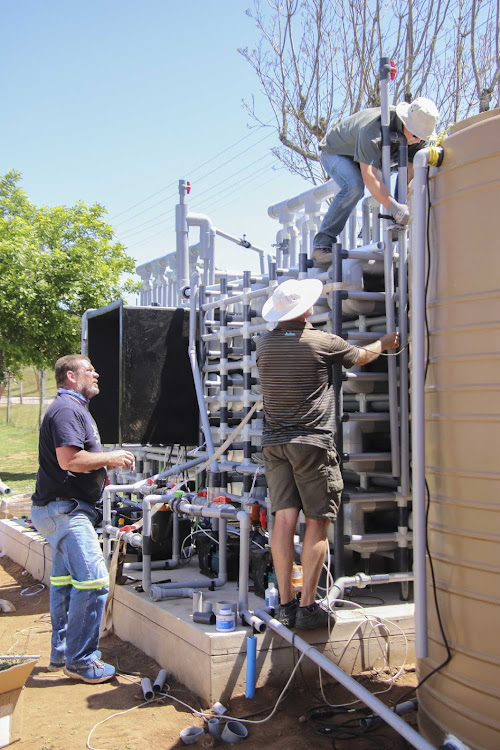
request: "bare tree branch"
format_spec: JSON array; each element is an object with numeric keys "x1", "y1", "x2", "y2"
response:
[{"x1": 240, "y1": 0, "x2": 500, "y2": 183}]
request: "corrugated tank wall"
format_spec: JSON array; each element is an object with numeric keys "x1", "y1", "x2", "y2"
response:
[{"x1": 416, "y1": 108, "x2": 500, "y2": 749}]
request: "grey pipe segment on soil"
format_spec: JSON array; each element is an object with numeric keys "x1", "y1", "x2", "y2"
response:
[{"x1": 255, "y1": 607, "x2": 437, "y2": 750}]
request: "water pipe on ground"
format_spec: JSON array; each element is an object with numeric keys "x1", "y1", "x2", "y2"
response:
[{"x1": 255, "y1": 606, "x2": 437, "y2": 750}]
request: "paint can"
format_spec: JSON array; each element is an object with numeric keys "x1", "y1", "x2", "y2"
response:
[{"x1": 215, "y1": 606, "x2": 235, "y2": 632}]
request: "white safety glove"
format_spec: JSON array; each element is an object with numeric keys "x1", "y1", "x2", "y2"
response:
[{"x1": 388, "y1": 198, "x2": 410, "y2": 226}]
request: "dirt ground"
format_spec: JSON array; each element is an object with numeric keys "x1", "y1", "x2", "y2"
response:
[{"x1": 0, "y1": 554, "x2": 419, "y2": 750}]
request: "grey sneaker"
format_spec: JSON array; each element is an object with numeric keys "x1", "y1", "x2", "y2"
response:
[
  {"x1": 312, "y1": 247, "x2": 333, "y2": 266},
  {"x1": 64, "y1": 658, "x2": 115, "y2": 684},
  {"x1": 295, "y1": 603, "x2": 335, "y2": 630},
  {"x1": 48, "y1": 650, "x2": 101, "y2": 672},
  {"x1": 277, "y1": 598, "x2": 299, "y2": 628}
]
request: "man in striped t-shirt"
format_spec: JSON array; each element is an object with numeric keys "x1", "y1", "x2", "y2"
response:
[{"x1": 256, "y1": 278, "x2": 399, "y2": 630}]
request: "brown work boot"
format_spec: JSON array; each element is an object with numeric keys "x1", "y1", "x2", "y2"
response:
[{"x1": 312, "y1": 247, "x2": 333, "y2": 267}]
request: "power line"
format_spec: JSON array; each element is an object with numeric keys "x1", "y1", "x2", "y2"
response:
[
  {"x1": 125, "y1": 160, "x2": 283, "y2": 253},
  {"x1": 116, "y1": 148, "x2": 276, "y2": 241},
  {"x1": 115, "y1": 130, "x2": 275, "y2": 232},
  {"x1": 109, "y1": 120, "x2": 275, "y2": 223}
]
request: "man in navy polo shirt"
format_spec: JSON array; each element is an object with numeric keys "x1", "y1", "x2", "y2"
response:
[{"x1": 31, "y1": 355, "x2": 135, "y2": 684}]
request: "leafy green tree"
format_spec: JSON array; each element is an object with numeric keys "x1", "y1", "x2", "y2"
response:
[{"x1": 0, "y1": 170, "x2": 138, "y2": 384}]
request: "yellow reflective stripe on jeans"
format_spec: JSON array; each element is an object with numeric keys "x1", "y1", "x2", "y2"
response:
[
  {"x1": 50, "y1": 575, "x2": 72, "y2": 586},
  {"x1": 71, "y1": 576, "x2": 109, "y2": 590}
]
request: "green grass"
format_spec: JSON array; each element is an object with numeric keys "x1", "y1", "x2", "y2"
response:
[
  {"x1": 0, "y1": 418, "x2": 40, "y2": 495},
  {"x1": 0, "y1": 403, "x2": 47, "y2": 430},
  {"x1": 2, "y1": 367, "x2": 57, "y2": 399}
]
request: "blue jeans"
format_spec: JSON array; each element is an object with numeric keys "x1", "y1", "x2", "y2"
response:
[
  {"x1": 30, "y1": 499, "x2": 109, "y2": 669},
  {"x1": 313, "y1": 152, "x2": 365, "y2": 250}
]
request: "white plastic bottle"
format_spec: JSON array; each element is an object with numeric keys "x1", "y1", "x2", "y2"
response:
[{"x1": 265, "y1": 582, "x2": 279, "y2": 608}]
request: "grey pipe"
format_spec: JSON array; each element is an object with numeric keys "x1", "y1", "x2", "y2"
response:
[
  {"x1": 193, "y1": 610, "x2": 216, "y2": 625},
  {"x1": 103, "y1": 453, "x2": 208, "y2": 496},
  {"x1": 411, "y1": 147, "x2": 433, "y2": 658},
  {"x1": 326, "y1": 571, "x2": 414, "y2": 607},
  {"x1": 189, "y1": 273, "x2": 218, "y2": 473},
  {"x1": 140, "y1": 494, "x2": 183, "y2": 594},
  {"x1": 155, "y1": 497, "x2": 265, "y2": 632},
  {"x1": 255, "y1": 607, "x2": 436, "y2": 750},
  {"x1": 379, "y1": 57, "x2": 392, "y2": 192},
  {"x1": 384, "y1": 227, "x2": 401, "y2": 479},
  {"x1": 398, "y1": 229, "x2": 410, "y2": 498},
  {"x1": 153, "y1": 669, "x2": 168, "y2": 693},
  {"x1": 361, "y1": 699, "x2": 418, "y2": 728},
  {"x1": 378, "y1": 57, "x2": 400, "y2": 479},
  {"x1": 150, "y1": 586, "x2": 196, "y2": 602},
  {"x1": 123, "y1": 560, "x2": 170, "y2": 571},
  {"x1": 0, "y1": 480, "x2": 12, "y2": 495},
  {"x1": 104, "y1": 525, "x2": 142, "y2": 548},
  {"x1": 148, "y1": 507, "x2": 228, "y2": 592},
  {"x1": 175, "y1": 180, "x2": 190, "y2": 301}
]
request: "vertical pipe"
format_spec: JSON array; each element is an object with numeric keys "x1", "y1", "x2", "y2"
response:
[
  {"x1": 288, "y1": 224, "x2": 298, "y2": 267},
  {"x1": 102, "y1": 489, "x2": 113, "y2": 563},
  {"x1": 411, "y1": 148, "x2": 431, "y2": 658},
  {"x1": 298, "y1": 251, "x2": 309, "y2": 280},
  {"x1": 361, "y1": 199, "x2": 371, "y2": 246},
  {"x1": 217, "y1": 516, "x2": 228, "y2": 583},
  {"x1": 142, "y1": 498, "x2": 152, "y2": 594},
  {"x1": 242, "y1": 271, "x2": 253, "y2": 496},
  {"x1": 175, "y1": 179, "x2": 190, "y2": 303},
  {"x1": 219, "y1": 276, "x2": 229, "y2": 481},
  {"x1": 379, "y1": 57, "x2": 392, "y2": 190},
  {"x1": 384, "y1": 226, "x2": 401, "y2": 479},
  {"x1": 245, "y1": 635, "x2": 257, "y2": 699},
  {"x1": 189, "y1": 275, "x2": 217, "y2": 470},
  {"x1": 379, "y1": 57, "x2": 400, "y2": 479},
  {"x1": 397, "y1": 136, "x2": 410, "y2": 598},
  {"x1": 332, "y1": 242, "x2": 345, "y2": 579}
]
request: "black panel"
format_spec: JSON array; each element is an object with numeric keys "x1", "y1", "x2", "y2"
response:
[
  {"x1": 88, "y1": 304, "x2": 199, "y2": 446},
  {"x1": 88, "y1": 306, "x2": 120, "y2": 444},
  {"x1": 121, "y1": 307, "x2": 199, "y2": 445}
]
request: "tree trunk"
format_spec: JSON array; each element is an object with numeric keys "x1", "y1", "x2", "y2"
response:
[
  {"x1": 38, "y1": 370, "x2": 45, "y2": 430},
  {"x1": 6, "y1": 374, "x2": 12, "y2": 424}
]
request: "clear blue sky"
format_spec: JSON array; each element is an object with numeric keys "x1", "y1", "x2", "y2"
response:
[{"x1": 0, "y1": 0, "x2": 309, "y2": 275}]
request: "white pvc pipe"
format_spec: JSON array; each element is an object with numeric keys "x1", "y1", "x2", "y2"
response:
[{"x1": 267, "y1": 178, "x2": 338, "y2": 219}]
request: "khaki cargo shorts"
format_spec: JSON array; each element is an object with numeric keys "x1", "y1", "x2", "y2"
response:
[{"x1": 262, "y1": 443, "x2": 343, "y2": 521}]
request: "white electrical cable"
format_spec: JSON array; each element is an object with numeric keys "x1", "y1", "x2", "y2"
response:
[{"x1": 20, "y1": 583, "x2": 45, "y2": 596}]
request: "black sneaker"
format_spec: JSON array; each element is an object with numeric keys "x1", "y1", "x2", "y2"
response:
[
  {"x1": 295, "y1": 603, "x2": 335, "y2": 631},
  {"x1": 277, "y1": 599, "x2": 299, "y2": 628}
]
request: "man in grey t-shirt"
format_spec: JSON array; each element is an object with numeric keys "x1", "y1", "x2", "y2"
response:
[{"x1": 312, "y1": 97, "x2": 439, "y2": 266}]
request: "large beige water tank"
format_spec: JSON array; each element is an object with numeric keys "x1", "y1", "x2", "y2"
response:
[{"x1": 416, "y1": 109, "x2": 500, "y2": 749}]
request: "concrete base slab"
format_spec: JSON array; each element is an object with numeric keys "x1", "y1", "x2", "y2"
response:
[{"x1": 0, "y1": 518, "x2": 415, "y2": 706}]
